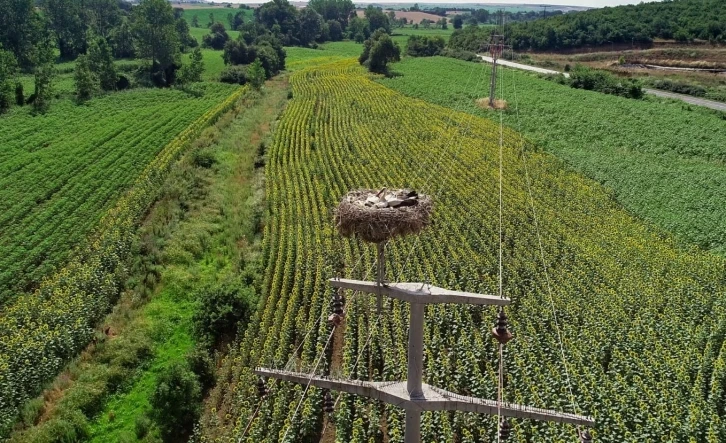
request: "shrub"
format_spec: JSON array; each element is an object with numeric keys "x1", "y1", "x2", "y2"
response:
[
  {"x1": 187, "y1": 346, "x2": 216, "y2": 393},
  {"x1": 193, "y1": 149, "x2": 217, "y2": 168},
  {"x1": 406, "y1": 35, "x2": 445, "y2": 57},
  {"x1": 567, "y1": 65, "x2": 643, "y2": 99},
  {"x1": 135, "y1": 414, "x2": 152, "y2": 439},
  {"x1": 149, "y1": 362, "x2": 201, "y2": 441},
  {"x1": 440, "y1": 48, "x2": 479, "y2": 62},
  {"x1": 220, "y1": 65, "x2": 248, "y2": 84},
  {"x1": 14, "y1": 83, "x2": 23, "y2": 106},
  {"x1": 116, "y1": 74, "x2": 131, "y2": 91},
  {"x1": 192, "y1": 277, "x2": 255, "y2": 349}
]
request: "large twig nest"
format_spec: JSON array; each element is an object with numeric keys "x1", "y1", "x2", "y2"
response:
[{"x1": 334, "y1": 188, "x2": 433, "y2": 243}]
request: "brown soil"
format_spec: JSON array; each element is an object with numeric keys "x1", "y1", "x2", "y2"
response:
[{"x1": 476, "y1": 98, "x2": 508, "y2": 110}]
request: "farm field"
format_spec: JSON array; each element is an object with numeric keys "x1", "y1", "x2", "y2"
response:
[
  {"x1": 181, "y1": 6, "x2": 254, "y2": 28},
  {"x1": 0, "y1": 83, "x2": 246, "y2": 436},
  {"x1": 0, "y1": 83, "x2": 237, "y2": 305},
  {"x1": 380, "y1": 56, "x2": 726, "y2": 255},
  {"x1": 198, "y1": 60, "x2": 726, "y2": 442}
]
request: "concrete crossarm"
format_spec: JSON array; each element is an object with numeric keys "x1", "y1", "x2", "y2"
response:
[
  {"x1": 329, "y1": 278, "x2": 510, "y2": 306},
  {"x1": 254, "y1": 368, "x2": 594, "y2": 426}
]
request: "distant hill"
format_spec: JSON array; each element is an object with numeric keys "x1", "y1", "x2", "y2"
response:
[{"x1": 507, "y1": 0, "x2": 726, "y2": 51}]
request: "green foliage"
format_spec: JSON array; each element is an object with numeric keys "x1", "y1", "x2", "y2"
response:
[
  {"x1": 381, "y1": 56, "x2": 726, "y2": 254},
  {"x1": 134, "y1": 415, "x2": 152, "y2": 439},
  {"x1": 0, "y1": 0, "x2": 40, "y2": 68},
  {"x1": 507, "y1": 0, "x2": 726, "y2": 51},
  {"x1": 219, "y1": 65, "x2": 248, "y2": 84},
  {"x1": 565, "y1": 65, "x2": 643, "y2": 99},
  {"x1": 308, "y1": 0, "x2": 355, "y2": 26},
  {"x1": 223, "y1": 38, "x2": 249, "y2": 65},
  {"x1": 405, "y1": 35, "x2": 445, "y2": 57},
  {"x1": 186, "y1": 346, "x2": 216, "y2": 393},
  {"x1": 149, "y1": 362, "x2": 201, "y2": 441},
  {"x1": 132, "y1": 0, "x2": 180, "y2": 84},
  {"x1": 650, "y1": 78, "x2": 707, "y2": 98},
  {"x1": 0, "y1": 46, "x2": 17, "y2": 113},
  {"x1": 248, "y1": 58, "x2": 266, "y2": 89},
  {"x1": 448, "y1": 25, "x2": 491, "y2": 52},
  {"x1": 176, "y1": 17, "x2": 198, "y2": 51},
  {"x1": 297, "y1": 7, "x2": 324, "y2": 46},
  {"x1": 74, "y1": 53, "x2": 97, "y2": 101},
  {"x1": 110, "y1": 18, "x2": 134, "y2": 59},
  {"x1": 363, "y1": 6, "x2": 390, "y2": 34},
  {"x1": 192, "y1": 277, "x2": 255, "y2": 349},
  {"x1": 452, "y1": 15, "x2": 463, "y2": 29},
  {"x1": 202, "y1": 22, "x2": 229, "y2": 50},
  {"x1": 32, "y1": 32, "x2": 56, "y2": 113},
  {"x1": 359, "y1": 29, "x2": 401, "y2": 74},
  {"x1": 0, "y1": 85, "x2": 246, "y2": 436},
  {"x1": 88, "y1": 36, "x2": 117, "y2": 91},
  {"x1": 178, "y1": 47, "x2": 205, "y2": 84}
]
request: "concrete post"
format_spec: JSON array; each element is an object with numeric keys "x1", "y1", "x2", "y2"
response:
[
  {"x1": 405, "y1": 410, "x2": 421, "y2": 443},
  {"x1": 407, "y1": 302, "x2": 425, "y2": 399},
  {"x1": 376, "y1": 242, "x2": 385, "y2": 314}
]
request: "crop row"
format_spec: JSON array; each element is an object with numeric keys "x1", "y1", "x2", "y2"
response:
[
  {"x1": 0, "y1": 84, "x2": 238, "y2": 304},
  {"x1": 0, "y1": 85, "x2": 248, "y2": 437},
  {"x1": 198, "y1": 61, "x2": 726, "y2": 442}
]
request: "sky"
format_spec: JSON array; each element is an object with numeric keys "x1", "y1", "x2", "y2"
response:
[{"x1": 219, "y1": 0, "x2": 662, "y2": 7}]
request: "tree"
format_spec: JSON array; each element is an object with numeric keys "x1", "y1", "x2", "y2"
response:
[
  {"x1": 88, "y1": 36, "x2": 117, "y2": 91},
  {"x1": 176, "y1": 17, "x2": 198, "y2": 51},
  {"x1": 202, "y1": 22, "x2": 230, "y2": 50},
  {"x1": 43, "y1": 0, "x2": 86, "y2": 59},
  {"x1": 149, "y1": 362, "x2": 201, "y2": 441},
  {"x1": 86, "y1": 0, "x2": 121, "y2": 38},
  {"x1": 223, "y1": 38, "x2": 249, "y2": 65},
  {"x1": 0, "y1": 0, "x2": 41, "y2": 69},
  {"x1": 248, "y1": 58, "x2": 266, "y2": 89},
  {"x1": 437, "y1": 17, "x2": 448, "y2": 30},
  {"x1": 308, "y1": 0, "x2": 355, "y2": 27},
  {"x1": 359, "y1": 29, "x2": 400, "y2": 74},
  {"x1": 74, "y1": 54, "x2": 96, "y2": 101},
  {"x1": 298, "y1": 7, "x2": 324, "y2": 46},
  {"x1": 453, "y1": 15, "x2": 463, "y2": 29},
  {"x1": 327, "y1": 20, "x2": 343, "y2": 41},
  {"x1": 364, "y1": 6, "x2": 390, "y2": 34},
  {"x1": 191, "y1": 14, "x2": 199, "y2": 27},
  {"x1": 255, "y1": 0, "x2": 299, "y2": 45},
  {"x1": 0, "y1": 46, "x2": 18, "y2": 113},
  {"x1": 110, "y1": 18, "x2": 134, "y2": 58},
  {"x1": 132, "y1": 0, "x2": 180, "y2": 86},
  {"x1": 348, "y1": 16, "x2": 369, "y2": 41},
  {"x1": 230, "y1": 11, "x2": 245, "y2": 31},
  {"x1": 32, "y1": 32, "x2": 56, "y2": 112},
  {"x1": 178, "y1": 47, "x2": 204, "y2": 84}
]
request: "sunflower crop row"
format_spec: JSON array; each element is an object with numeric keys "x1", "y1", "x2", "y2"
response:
[{"x1": 198, "y1": 61, "x2": 726, "y2": 443}]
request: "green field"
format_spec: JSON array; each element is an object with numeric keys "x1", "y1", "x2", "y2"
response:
[
  {"x1": 380, "y1": 56, "x2": 726, "y2": 255},
  {"x1": 0, "y1": 83, "x2": 237, "y2": 304},
  {"x1": 181, "y1": 6, "x2": 254, "y2": 29},
  {"x1": 198, "y1": 60, "x2": 726, "y2": 442}
]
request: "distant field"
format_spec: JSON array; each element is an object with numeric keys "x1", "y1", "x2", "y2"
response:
[
  {"x1": 356, "y1": 9, "x2": 445, "y2": 24},
  {"x1": 190, "y1": 26, "x2": 241, "y2": 43},
  {"x1": 0, "y1": 83, "x2": 238, "y2": 304},
  {"x1": 381, "y1": 56, "x2": 726, "y2": 254},
  {"x1": 181, "y1": 6, "x2": 253, "y2": 28}
]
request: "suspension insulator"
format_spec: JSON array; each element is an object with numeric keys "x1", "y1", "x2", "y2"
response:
[
  {"x1": 492, "y1": 308, "x2": 513, "y2": 345},
  {"x1": 257, "y1": 377, "x2": 269, "y2": 398},
  {"x1": 498, "y1": 418, "x2": 511, "y2": 440},
  {"x1": 323, "y1": 391, "x2": 335, "y2": 414},
  {"x1": 328, "y1": 290, "x2": 345, "y2": 326},
  {"x1": 579, "y1": 429, "x2": 593, "y2": 443}
]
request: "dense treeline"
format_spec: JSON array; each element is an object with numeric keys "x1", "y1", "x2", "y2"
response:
[
  {"x1": 506, "y1": 0, "x2": 726, "y2": 51},
  {"x1": 0, "y1": 0, "x2": 200, "y2": 113}
]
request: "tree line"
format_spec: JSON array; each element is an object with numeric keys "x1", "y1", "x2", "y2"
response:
[
  {"x1": 0, "y1": 0, "x2": 203, "y2": 113},
  {"x1": 506, "y1": 0, "x2": 726, "y2": 51}
]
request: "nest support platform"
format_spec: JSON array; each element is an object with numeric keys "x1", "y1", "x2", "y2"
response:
[{"x1": 334, "y1": 188, "x2": 433, "y2": 244}]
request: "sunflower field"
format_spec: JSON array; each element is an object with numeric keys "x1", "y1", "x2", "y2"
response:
[{"x1": 198, "y1": 61, "x2": 726, "y2": 442}]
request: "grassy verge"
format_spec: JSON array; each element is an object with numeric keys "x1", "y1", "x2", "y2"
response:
[{"x1": 8, "y1": 76, "x2": 289, "y2": 443}]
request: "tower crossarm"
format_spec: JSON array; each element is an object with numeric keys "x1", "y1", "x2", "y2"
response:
[
  {"x1": 329, "y1": 278, "x2": 510, "y2": 306},
  {"x1": 254, "y1": 368, "x2": 594, "y2": 427}
]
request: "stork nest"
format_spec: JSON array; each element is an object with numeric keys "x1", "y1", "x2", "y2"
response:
[{"x1": 334, "y1": 189, "x2": 433, "y2": 243}]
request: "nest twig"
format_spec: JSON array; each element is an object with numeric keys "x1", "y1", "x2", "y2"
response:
[{"x1": 334, "y1": 189, "x2": 433, "y2": 243}]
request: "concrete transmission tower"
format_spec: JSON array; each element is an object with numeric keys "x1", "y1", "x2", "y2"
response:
[{"x1": 256, "y1": 277, "x2": 594, "y2": 442}]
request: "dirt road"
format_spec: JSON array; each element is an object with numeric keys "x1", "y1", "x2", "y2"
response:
[{"x1": 478, "y1": 55, "x2": 726, "y2": 112}]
